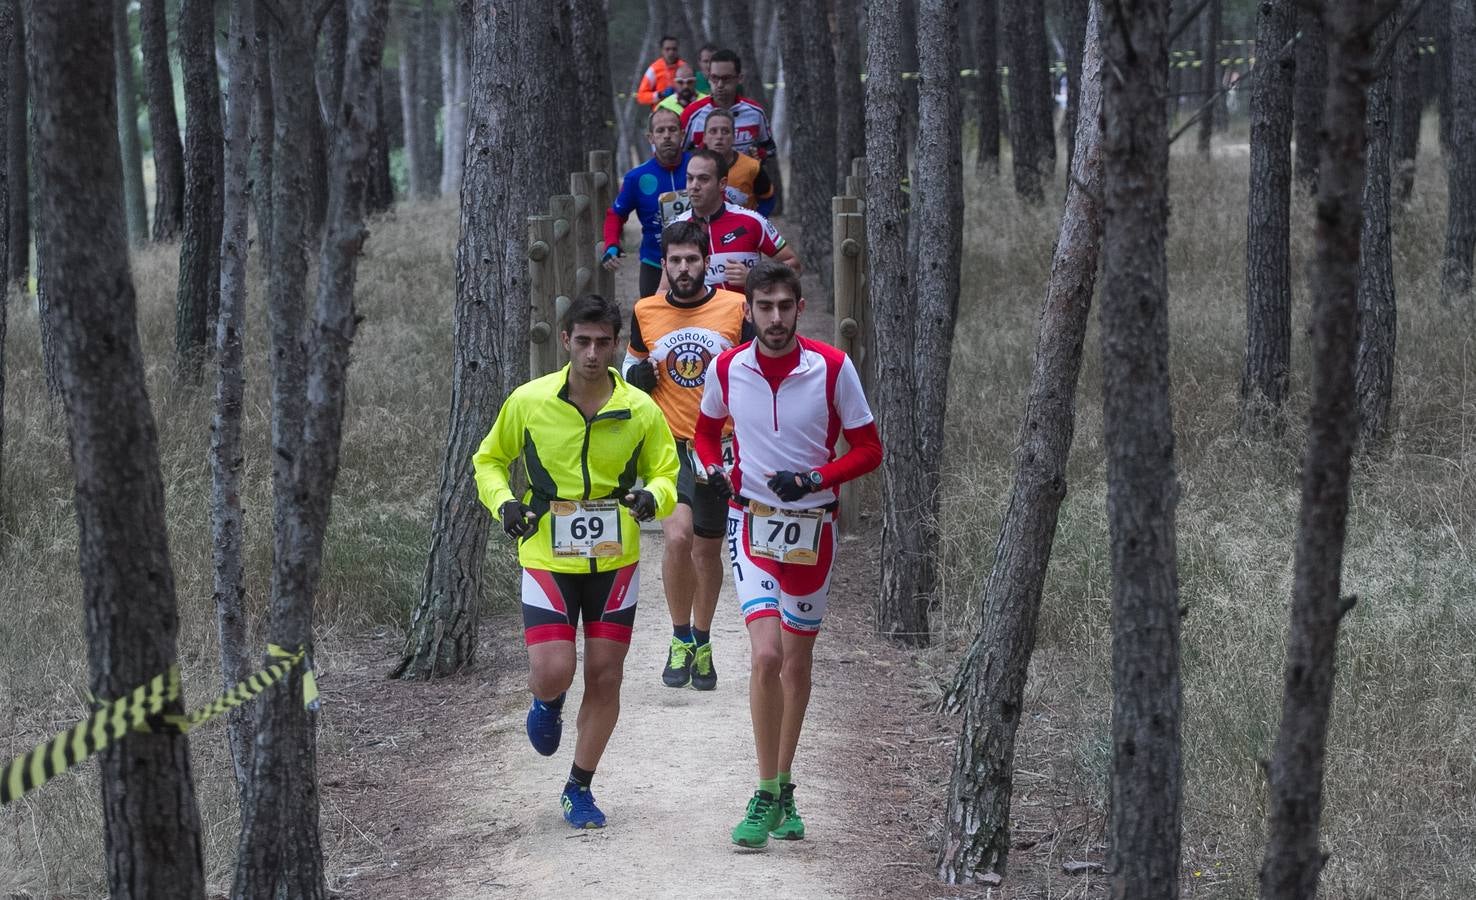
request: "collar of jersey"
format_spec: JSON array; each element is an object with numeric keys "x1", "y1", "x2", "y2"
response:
[{"x1": 737, "y1": 337, "x2": 815, "y2": 376}]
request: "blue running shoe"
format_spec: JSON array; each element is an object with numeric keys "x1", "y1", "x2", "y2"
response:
[
  {"x1": 526, "y1": 693, "x2": 564, "y2": 756},
  {"x1": 561, "y1": 782, "x2": 607, "y2": 829}
]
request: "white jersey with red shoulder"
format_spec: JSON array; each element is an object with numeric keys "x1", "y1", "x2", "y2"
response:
[
  {"x1": 699, "y1": 336, "x2": 874, "y2": 510},
  {"x1": 680, "y1": 95, "x2": 777, "y2": 160},
  {"x1": 673, "y1": 202, "x2": 787, "y2": 291}
]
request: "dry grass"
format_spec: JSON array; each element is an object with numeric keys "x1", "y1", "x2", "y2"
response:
[
  {"x1": 930, "y1": 134, "x2": 1476, "y2": 896},
  {"x1": 1, "y1": 128, "x2": 1472, "y2": 897}
]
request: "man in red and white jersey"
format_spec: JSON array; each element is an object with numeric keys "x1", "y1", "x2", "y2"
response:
[
  {"x1": 674, "y1": 149, "x2": 800, "y2": 293},
  {"x1": 692, "y1": 260, "x2": 882, "y2": 848},
  {"x1": 680, "y1": 49, "x2": 777, "y2": 160}
]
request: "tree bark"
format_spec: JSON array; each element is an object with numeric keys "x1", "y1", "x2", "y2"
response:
[
  {"x1": 213, "y1": 0, "x2": 257, "y2": 805},
  {"x1": 832, "y1": 0, "x2": 864, "y2": 188},
  {"x1": 233, "y1": 2, "x2": 389, "y2": 896},
  {"x1": 937, "y1": 1, "x2": 1105, "y2": 883},
  {"x1": 416, "y1": 0, "x2": 442, "y2": 191},
  {"x1": 523, "y1": 5, "x2": 568, "y2": 201},
  {"x1": 779, "y1": 0, "x2": 837, "y2": 293},
  {"x1": 1241, "y1": 0, "x2": 1296, "y2": 437},
  {"x1": 113, "y1": 0, "x2": 150, "y2": 244},
  {"x1": 0, "y1": 0, "x2": 10, "y2": 503},
  {"x1": 1258, "y1": 4, "x2": 1382, "y2": 897},
  {"x1": 317, "y1": 0, "x2": 346, "y2": 126},
  {"x1": 723, "y1": 0, "x2": 769, "y2": 110},
  {"x1": 367, "y1": 67, "x2": 394, "y2": 211},
  {"x1": 252, "y1": 18, "x2": 274, "y2": 263},
  {"x1": 1293, "y1": 4, "x2": 1326, "y2": 194},
  {"x1": 396, "y1": 0, "x2": 537, "y2": 679},
  {"x1": 1004, "y1": 0, "x2": 1048, "y2": 200},
  {"x1": 1357, "y1": 14, "x2": 1396, "y2": 454},
  {"x1": 175, "y1": 0, "x2": 225, "y2": 380},
  {"x1": 1441, "y1": 0, "x2": 1476, "y2": 302},
  {"x1": 1197, "y1": 0, "x2": 1221, "y2": 154},
  {"x1": 1391, "y1": 8, "x2": 1421, "y2": 204},
  {"x1": 974, "y1": 0, "x2": 1001, "y2": 175},
  {"x1": 29, "y1": 1, "x2": 206, "y2": 894},
  {"x1": 1062, "y1": 0, "x2": 1088, "y2": 167},
  {"x1": 1100, "y1": 0, "x2": 1183, "y2": 895},
  {"x1": 5, "y1": 0, "x2": 25, "y2": 287},
  {"x1": 567, "y1": 0, "x2": 614, "y2": 155},
  {"x1": 1029, "y1": 0, "x2": 1055, "y2": 175},
  {"x1": 139, "y1": 0, "x2": 185, "y2": 241},
  {"x1": 397, "y1": 14, "x2": 425, "y2": 198},
  {"x1": 1432, "y1": 0, "x2": 1452, "y2": 154}
]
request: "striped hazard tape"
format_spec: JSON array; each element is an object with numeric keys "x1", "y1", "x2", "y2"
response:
[{"x1": 1, "y1": 644, "x2": 317, "y2": 807}]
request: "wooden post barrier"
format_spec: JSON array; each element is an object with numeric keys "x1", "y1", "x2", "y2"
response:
[
  {"x1": 570, "y1": 171, "x2": 598, "y2": 302},
  {"x1": 549, "y1": 194, "x2": 578, "y2": 370},
  {"x1": 832, "y1": 188, "x2": 869, "y2": 535},
  {"x1": 528, "y1": 214, "x2": 558, "y2": 377},
  {"x1": 588, "y1": 150, "x2": 617, "y2": 301}
]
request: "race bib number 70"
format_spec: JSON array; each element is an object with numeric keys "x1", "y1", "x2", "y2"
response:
[
  {"x1": 549, "y1": 500, "x2": 623, "y2": 558},
  {"x1": 745, "y1": 502, "x2": 823, "y2": 565}
]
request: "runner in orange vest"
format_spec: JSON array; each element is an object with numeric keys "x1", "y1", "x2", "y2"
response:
[{"x1": 636, "y1": 35, "x2": 686, "y2": 107}]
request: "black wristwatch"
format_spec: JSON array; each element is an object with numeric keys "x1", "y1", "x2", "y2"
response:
[{"x1": 805, "y1": 470, "x2": 824, "y2": 491}]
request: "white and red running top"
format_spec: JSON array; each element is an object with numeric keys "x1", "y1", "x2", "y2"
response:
[
  {"x1": 673, "y1": 202, "x2": 788, "y2": 294},
  {"x1": 680, "y1": 95, "x2": 777, "y2": 160},
  {"x1": 693, "y1": 336, "x2": 881, "y2": 511}
]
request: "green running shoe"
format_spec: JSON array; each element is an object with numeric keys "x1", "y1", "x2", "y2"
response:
[
  {"x1": 731, "y1": 790, "x2": 781, "y2": 848},
  {"x1": 662, "y1": 637, "x2": 695, "y2": 687},
  {"x1": 770, "y1": 782, "x2": 805, "y2": 840},
  {"x1": 690, "y1": 642, "x2": 717, "y2": 691}
]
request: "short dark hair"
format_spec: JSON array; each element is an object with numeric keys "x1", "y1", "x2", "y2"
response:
[
  {"x1": 704, "y1": 107, "x2": 736, "y2": 130},
  {"x1": 744, "y1": 259, "x2": 801, "y2": 305},
  {"x1": 710, "y1": 48, "x2": 741, "y2": 73},
  {"x1": 562, "y1": 294, "x2": 622, "y2": 339},
  {"x1": 660, "y1": 35, "x2": 678, "y2": 46},
  {"x1": 647, "y1": 105, "x2": 681, "y2": 132},
  {"x1": 699, "y1": 43, "x2": 719, "y2": 55},
  {"x1": 662, "y1": 220, "x2": 710, "y2": 258},
  {"x1": 688, "y1": 148, "x2": 729, "y2": 180}
]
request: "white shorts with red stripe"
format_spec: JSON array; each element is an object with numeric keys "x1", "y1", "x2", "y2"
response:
[{"x1": 724, "y1": 503, "x2": 835, "y2": 637}]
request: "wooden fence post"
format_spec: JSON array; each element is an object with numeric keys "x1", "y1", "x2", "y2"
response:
[
  {"x1": 549, "y1": 194, "x2": 578, "y2": 369},
  {"x1": 589, "y1": 150, "x2": 616, "y2": 301},
  {"x1": 833, "y1": 193, "x2": 868, "y2": 536},
  {"x1": 570, "y1": 171, "x2": 598, "y2": 303},
  {"x1": 528, "y1": 214, "x2": 557, "y2": 377}
]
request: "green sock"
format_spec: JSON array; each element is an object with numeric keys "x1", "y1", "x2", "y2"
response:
[
  {"x1": 758, "y1": 776, "x2": 780, "y2": 797},
  {"x1": 778, "y1": 771, "x2": 792, "y2": 788}
]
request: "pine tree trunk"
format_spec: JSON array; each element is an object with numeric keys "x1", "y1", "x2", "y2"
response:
[
  {"x1": 1241, "y1": 0, "x2": 1296, "y2": 436},
  {"x1": 1062, "y1": 0, "x2": 1088, "y2": 167},
  {"x1": 523, "y1": 7, "x2": 568, "y2": 201},
  {"x1": 318, "y1": 0, "x2": 346, "y2": 126},
  {"x1": 439, "y1": 10, "x2": 466, "y2": 195},
  {"x1": 5, "y1": 0, "x2": 25, "y2": 287},
  {"x1": 214, "y1": 0, "x2": 257, "y2": 803},
  {"x1": 779, "y1": 0, "x2": 837, "y2": 293},
  {"x1": 113, "y1": 0, "x2": 150, "y2": 244},
  {"x1": 1197, "y1": 0, "x2": 1220, "y2": 154},
  {"x1": 1100, "y1": 0, "x2": 1183, "y2": 894},
  {"x1": 1441, "y1": 0, "x2": 1476, "y2": 302},
  {"x1": 1259, "y1": 5, "x2": 1382, "y2": 897},
  {"x1": 1356, "y1": 15, "x2": 1396, "y2": 454},
  {"x1": 1004, "y1": 0, "x2": 1046, "y2": 200},
  {"x1": 29, "y1": 2, "x2": 206, "y2": 894},
  {"x1": 1028, "y1": 0, "x2": 1055, "y2": 176},
  {"x1": 937, "y1": 0, "x2": 1104, "y2": 883},
  {"x1": 396, "y1": 0, "x2": 537, "y2": 679},
  {"x1": 1294, "y1": 6, "x2": 1326, "y2": 194},
  {"x1": 832, "y1": 0, "x2": 865, "y2": 187},
  {"x1": 1391, "y1": 11, "x2": 1421, "y2": 204},
  {"x1": 723, "y1": 0, "x2": 769, "y2": 110},
  {"x1": 1434, "y1": 0, "x2": 1453, "y2": 154},
  {"x1": 567, "y1": 0, "x2": 614, "y2": 155},
  {"x1": 367, "y1": 67, "x2": 394, "y2": 211},
  {"x1": 398, "y1": 8, "x2": 428, "y2": 199},
  {"x1": 175, "y1": 0, "x2": 224, "y2": 381},
  {"x1": 0, "y1": 0, "x2": 10, "y2": 502},
  {"x1": 974, "y1": 0, "x2": 1001, "y2": 175},
  {"x1": 252, "y1": 19, "x2": 274, "y2": 263},
  {"x1": 416, "y1": 0, "x2": 441, "y2": 193},
  {"x1": 139, "y1": 0, "x2": 185, "y2": 241}
]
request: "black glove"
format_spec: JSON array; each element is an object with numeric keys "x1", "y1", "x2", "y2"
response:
[
  {"x1": 499, "y1": 500, "x2": 537, "y2": 538},
  {"x1": 768, "y1": 470, "x2": 812, "y2": 503},
  {"x1": 625, "y1": 359, "x2": 658, "y2": 393},
  {"x1": 704, "y1": 465, "x2": 733, "y2": 501},
  {"x1": 621, "y1": 488, "x2": 657, "y2": 521}
]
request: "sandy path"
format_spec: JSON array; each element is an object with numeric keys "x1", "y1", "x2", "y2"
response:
[{"x1": 434, "y1": 532, "x2": 866, "y2": 899}]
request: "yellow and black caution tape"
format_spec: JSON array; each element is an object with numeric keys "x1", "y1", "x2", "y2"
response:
[{"x1": 1, "y1": 644, "x2": 317, "y2": 807}]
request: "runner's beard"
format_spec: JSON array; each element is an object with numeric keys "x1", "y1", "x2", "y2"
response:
[
  {"x1": 668, "y1": 271, "x2": 703, "y2": 299},
  {"x1": 760, "y1": 323, "x2": 796, "y2": 352}
]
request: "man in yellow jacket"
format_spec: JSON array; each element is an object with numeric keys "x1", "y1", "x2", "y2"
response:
[{"x1": 474, "y1": 294, "x2": 679, "y2": 830}]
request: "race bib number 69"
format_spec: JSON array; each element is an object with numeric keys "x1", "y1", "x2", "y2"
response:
[
  {"x1": 550, "y1": 500, "x2": 623, "y2": 558},
  {"x1": 745, "y1": 502, "x2": 823, "y2": 565}
]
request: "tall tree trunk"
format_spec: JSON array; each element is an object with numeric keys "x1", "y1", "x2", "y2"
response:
[
  {"x1": 723, "y1": 0, "x2": 769, "y2": 110},
  {"x1": 317, "y1": 0, "x2": 346, "y2": 126},
  {"x1": 832, "y1": 0, "x2": 864, "y2": 188},
  {"x1": 437, "y1": 11, "x2": 463, "y2": 195},
  {"x1": 139, "y1": 0, "x2": 185, "y2": 240},
  {"x1": 523, "y1": 6, "x2": 568, "y2": 201},
  {"x1": 252, "y1": 18, "x2": 274, "y2": 263},
  {"x1": 1004, "y1": 0, "x2": 1046, "y2": 200},
  {"x1": 779, "y1": 0, "x2": 837, "y2": 293},
  {"x1": 1433, "y1": 0, "x2": 1452, "y2": 154},
  {"x1": 1100, "y1": 0, "x2": 1183, "y2": 895},
  {"x1": 175, "y1": 0, "x2": 225, "y2": 380},
  {"x1": 1391, "y1": 10, "x2": 1421, "y2": 204},
  {"x1": 1357, "y1": 14, "x2": 1396, "y2": 453},
  {"x1": 214, "y1": 0, "x2": 257, "y2": 804},
  {"x1": 1441, "y1": 0, "x2": 1476, "y2": 302},
  {"x1": 396, "y1": 0, "x2": 537, "y2": 679},
  {"x1": 1197, "y1": 0, "x2": 1221, "y2": 154},
  {"x1": 1062, "y1": 0, "x2": 1088, "y2": 167},
  {"x1": 29, "y1": 1, "x2": 206, "y2": 894},
  {"x1": 5, "y1": 0, "x2": 25, "y2": 287},
  {"x1": 1241, "y1": 0, "x2": 1296, "y2": 436},
  {"x1": 397, "y1": 17, "x2": 425, "y2": 198},
  {"x1": 113, "y1": 0, "x2": 150, "y2": 244},
  {"x1": 0, "y1": 0, "x2": 10, "y2": 503},
  {"x1": 1028, "y1": 0, "x2": 1055, "y2": 175},
  {"x1": 367, "y1": 67, "x2": 394, "y2": 211},
  {"x1": 1293, "y1": 5, "x2": 1326, "y2": 194},
  {"x1": 937, "y1": 1, "x2": 1105, "y2": 883},
  {"x1": 974, "y1": 0, "x2": 1001, "y2": 175},
  {"x1": 418, "y1": 0, "x2": 442, "y2": 191},
  {"x1": 1259, "y1": 4, "x2": 1382, "y2": 897},
  {"x1": 567, "y1": 0, "x2": 614, "y2": 154},
  {"x1": 233, "y1": 2, "x2": 389, "y2": 896}
]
